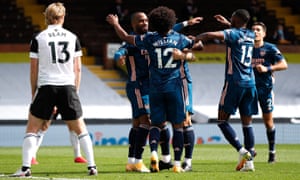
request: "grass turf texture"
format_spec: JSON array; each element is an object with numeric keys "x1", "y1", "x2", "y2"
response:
[{"x1": 0, "y1": 144, "x2": 299, "y2": 180}]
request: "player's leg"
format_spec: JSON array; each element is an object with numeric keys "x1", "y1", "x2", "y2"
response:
[
  {"x1": 125, "y1": 83, "x2": 139, "y2": 171},
  {"x1": 217, "y1": 83, "x2": 251, "y2": 171},
  {"x1": 133, "y1": 92, "x2": 150, "y2": 172},
  {"x1": 239, "y1": 114, "x2": 255, "y2": 171},
  {"x1": 65, "y1": 118, "x2": 97, "y2": 175},
  {"x1": 239, "y1": 86, "x2": 258, "y2": 171},
  {"x1": 69, "y1": 130, "x2": 87, "y2": 163},
  {"x1": 182, "y1": 112, "x2": 194, "y2": 172},
  {"x1": 126, "y1": 83, "x2": 150, "y2": 172},
  {"x1": 217, "y1": 110, "x2": 244, "y2": 150},
  {"x1": 217, "y1": 83, "x2": 244, "y2": 153},
  {"x1": 182, "y1": 81, "x2": 194, "y2": 171},
  {"x1": 259, "y1": 88, "x2": 276, "y2": 163},
  {"x1": 172, "y1": 122, "x2": 184, "y2": 173},
  {"x1": 11, "y1": 113, "x2": 46, "y2": 177},
  {"x1": 167, "y1": 90, "x2": 185, "y2": 173},
  {"x1": 149, "y1": 125, "x2": 162, "y2": 172},
  {"x1": 60, "y1": 86, "x2": 97, "y2": 175},
  {"x1": 12, "y1": 86, "x2": 56, "y2": 177},
  {"x1": 218, "y1": 110, "x2": 252, "y2": 171},
  {"x1": 159, "y1": 122, "x2": 173, "y2": 170},
  {"x1": 31, "y1": 120, "x2": 51, "y2": 165},
  {"x1": 149, "y1": 92, "x2": 165, "y2": 172},
  {"x1": 133, "y1": 114, "x2": 150, "y2": 172},
  {"x1": 126, "y1": 119, "x2": 138, "y2": 171},
  {"x1": 263, "y1": 112, "x2": 276, "y2": 163}
]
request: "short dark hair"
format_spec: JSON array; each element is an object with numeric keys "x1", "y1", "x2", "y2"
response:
[
  {"x1": 130, "y1": 11, "x2": 145, "y2": 23},
  {"x1": 148, "y1": 6, "x2": 177, "y2": 35},
  {"x1": 232, "y1": 9, "x2": 250, "y2": 24},
  {"x1": 252, "y1": 21, "x2": 267, "y2": 32}
]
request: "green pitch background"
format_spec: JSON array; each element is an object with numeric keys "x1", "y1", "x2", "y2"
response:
[{"x1": 1, "y1": 144, "x2": 299, "y2": 180}]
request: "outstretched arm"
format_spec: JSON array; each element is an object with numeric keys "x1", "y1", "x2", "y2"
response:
[
  {"x1": 106, "y1": 14, "x2": 135, "y2": 45},
  {"x1": 173, "y1": 17, "x2": 204, "y2": 32},
  {"x1": 195, "y1": 31, "x2": 225, "y2": 42}
]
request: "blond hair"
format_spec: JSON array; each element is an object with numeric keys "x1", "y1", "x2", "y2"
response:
[{"x1": 44, "y1": 2, "x2": 65, "y2": 25}]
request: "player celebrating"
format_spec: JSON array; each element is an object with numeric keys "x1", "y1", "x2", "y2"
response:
[
  {"x1": 107, "y1": 6, "x2": 200, "y2": 173},
  {"x1": 194, "y1": 9, "x2": 258, "y2": 171},
  {"x1": 114, "y1": 11, "x2": 151, "y2": 173},
  {"x1": 251, "y1": 22, "x2": 288, "y2": 163},
  {"x1": 114, "y1": 12, "x2": 202, "y2": 172},
  {"x1": 181, "y1": 60, "x2": 195, "y2": 171},
  {"x1": 11, "y1": 2, "x2": 97, "y2": 177},
  {"x1": 214, "y1": 16, "x2": 289, "y2": 164}
]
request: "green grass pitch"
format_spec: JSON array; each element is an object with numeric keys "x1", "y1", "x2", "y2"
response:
[{"x1": 0, "y1": 144, "x2": 300, "y2": 180}]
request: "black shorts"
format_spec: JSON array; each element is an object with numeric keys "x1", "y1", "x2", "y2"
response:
[{"x1": 30, "y1": 85, "x2": 83, "y2": 120}]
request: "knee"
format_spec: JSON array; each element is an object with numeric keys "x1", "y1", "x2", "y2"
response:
[{"x1": 217, "y1": 119, "x2": 228, "y2": 128}]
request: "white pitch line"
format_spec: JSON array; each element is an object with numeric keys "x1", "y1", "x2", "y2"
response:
[{"x1": 0, "y1": 174, "x2": 86, "y2": 180}]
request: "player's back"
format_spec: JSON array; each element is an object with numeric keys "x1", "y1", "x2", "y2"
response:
[
  {"x1": 30, "y1": 25, "x2": 82, "y2": 86},
  {"x1": 135, "y1": 30, "x2": 193, "y2": 92},
  {"x1": 223, "y1": 28, "x2": 255, "y2": 87}
]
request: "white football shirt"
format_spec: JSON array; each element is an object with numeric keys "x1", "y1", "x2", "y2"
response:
[{"x1": 29, "y1": 24, "x2": 82, "y2": 87}]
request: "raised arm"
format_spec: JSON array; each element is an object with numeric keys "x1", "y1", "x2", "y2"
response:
[
  {"x1": 106, "y1": 14, "x2": 135, "y2": 45},
  {"x1": 173, "y1": 16, "x2": 204, "y2": 32},
  {"x1": 214, "y1": 14, "x2": 231, "y2": 27}
]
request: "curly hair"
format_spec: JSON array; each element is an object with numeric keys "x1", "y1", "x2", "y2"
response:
[{"x1": 148, "y1": 6, "x2": 177, "y2": 35}]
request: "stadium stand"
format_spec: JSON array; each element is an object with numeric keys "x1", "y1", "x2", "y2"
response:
[
  {"x1": 259, "y1": 0, "x2": 300, "y2": 44},
  {"x1": 3, "y1": 0, "x2": 299, "y2": 59},
  {"x1": 0, "y1": 0, "x2": 39, "y2": 43},
  {"x1": 1, "y1": 0, "x2": 300, "y2": 122}
]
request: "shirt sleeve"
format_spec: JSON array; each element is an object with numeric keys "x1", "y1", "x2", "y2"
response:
[
  {"x1": 271, "y1": 46, "x2": 285, "y2": 64},
  {"x1": 172, "y1": 22, "x2": 185, "y2": 32},
  {"x1": 29, "y1": 36, "x2": 38, "y2": 59},
  {"x1": 114, "y1": 44, "x2": 128, "y2": 61},
  {"x1": 74, "y1": 38, "x2": 83, "y2": 57}
]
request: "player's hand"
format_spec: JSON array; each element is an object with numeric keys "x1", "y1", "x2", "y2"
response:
[
  {"x1": 118, "y1": 55, "x2": 126, "y2": 65},
  {"x1": 173, "y1": 48, "x2": 195, "y2": 61},
  {"x1": 188, "y1": 17, "x2": 204, "y2": 26},
  {"x1": 52, "y1": 106, "x2": 57, "y2": 115},
  {"x1": 214, "y1": 14, "x2": 231, "y2": 27},
  {"x1": 50, "y1": 106, "x2": 58, "y2": 121},
  {"x1": 106, "y1": 14, "x2": 119, "y2": 26},
  {"x1": 187, "y1": 35, "x2": 196, "y2": 40},
  {"x1": 192, "y1": 40, "x2": 204, "y2": 51},
  {"x1": 173, "y1": 48, "x2": 184, "y2": 60},
  {"x1": 255, "y1": 64, "x2": 268, "y2": 73}
]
